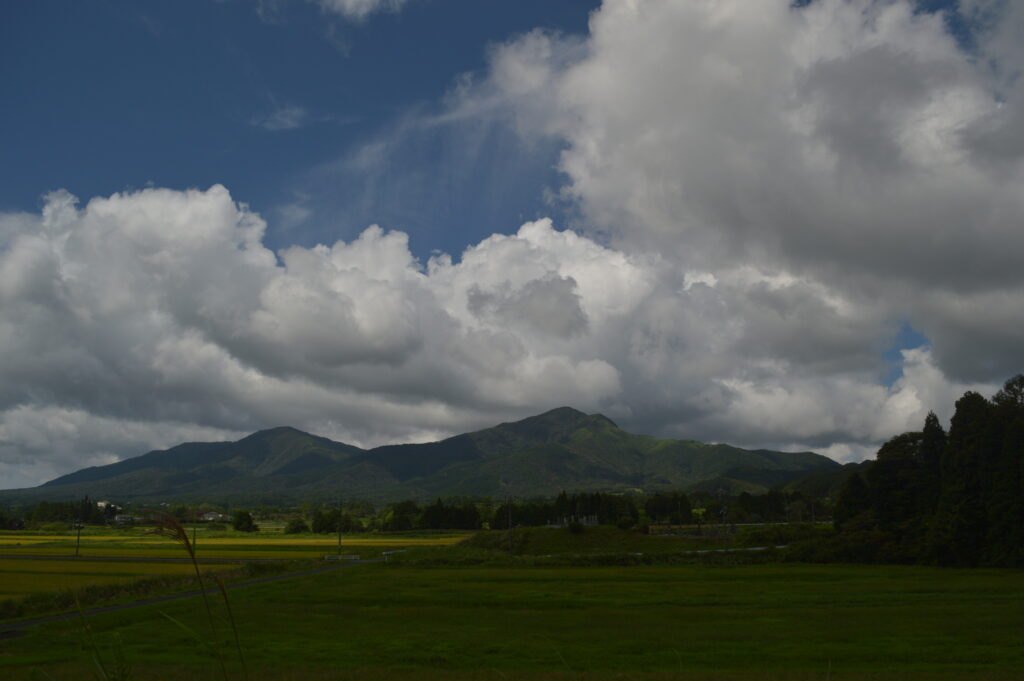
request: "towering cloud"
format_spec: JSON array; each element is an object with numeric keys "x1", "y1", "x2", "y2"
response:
[
  {"x1": 460, "y1": 0, "x2": 1024, "y2": 383},
  {"x1": 2, "y1": 0, "x2": 1019, "y2": 487},
  {"x1": 0, "y1": 183, "x2": 988, "y2": 488}
]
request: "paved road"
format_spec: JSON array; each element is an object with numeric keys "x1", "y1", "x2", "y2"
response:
[
  {"x1": 0, "y1": 558, "x2": 381, "y2": 635},
  {"x1": 684, "y1": 544, "x2": 787, "y2": 554}
]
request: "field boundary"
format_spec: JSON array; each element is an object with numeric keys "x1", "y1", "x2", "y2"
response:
[
  {"x1": 0, "y1": 553, "x2": 292, "y2": 564},
  {"x1": 0, "y1": 558, "x2": 382, "y2": 632}
]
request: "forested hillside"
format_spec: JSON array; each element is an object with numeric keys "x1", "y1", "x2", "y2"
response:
[{"x1": 0, "y1": 408, "x2": 839, "y2": 504}]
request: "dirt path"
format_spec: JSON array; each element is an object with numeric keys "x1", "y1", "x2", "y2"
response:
[{"x1": 0, "y1": 558, "x2": 381, "y2": 635}]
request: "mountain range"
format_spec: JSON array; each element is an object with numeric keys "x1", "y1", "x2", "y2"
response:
[{"x1": 0, "y1": 407, "x2": 842, "y2": 504}]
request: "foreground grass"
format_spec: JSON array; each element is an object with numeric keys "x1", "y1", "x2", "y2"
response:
[{"x1": 3, "y1": 563, "x2": 1023, "y2": 679}]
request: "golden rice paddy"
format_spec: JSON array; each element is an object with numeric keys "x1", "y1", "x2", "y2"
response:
[
  {"x1": 0, "y1": 530, "x2": 468, "y2": 600},
  {"x1": 0, "y1": 559, "x2": 234, "y2": 601}
]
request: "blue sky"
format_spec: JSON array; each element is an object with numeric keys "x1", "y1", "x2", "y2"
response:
[
  {"x1": 2, "y1": 0, "x2": 597, "y2": 258},
  {"x1": 1, "y1": 0, "x2": 1021, "y2": 488}
]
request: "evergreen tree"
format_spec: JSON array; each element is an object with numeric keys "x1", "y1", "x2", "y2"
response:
[
  {"x1": 834, "y1": 472, "x2": 870, "y2": 529},
  {"x1": 232, "y1": 510, "x2": 257, "y2": 533},
  {"x1": 993, "y1": 374, "x2": 1024, "y2": 411},
  {"x1": 553, "y1": 491, "x2": 571, "y2": 522},
  {"x1": 984, "y1": 375, "x2": 1024, "y2": 564},
  {"x1": 929, "y1": 391, "x2": 993, "y2": 565},
  {"x1": 867, "y1": 432, "x2": 922, "y2": 526},
  {"x1": 918, "y1": 412, "x2": 946, "y2": 514},
  {"x1": 644, "y1": 492, "x2": 692, "y2": 523}
]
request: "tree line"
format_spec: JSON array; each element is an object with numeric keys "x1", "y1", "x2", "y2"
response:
[
  {"x1": 3, "y1": 486, "x2": 827, "y2": 534},
  {"x1": 825, "y1": 375, "x2": 1024, "y2": 566},
  {"x1": 279, "y1": 488, "x2": 822, "y2": 534},
  {"x1": 3, "y1": 496, "x2": 121, "y2": 527}
]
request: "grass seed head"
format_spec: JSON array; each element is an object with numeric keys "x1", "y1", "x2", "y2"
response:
[{"x1": 142, "y1": 509, "x2": 195, "y2": 559}]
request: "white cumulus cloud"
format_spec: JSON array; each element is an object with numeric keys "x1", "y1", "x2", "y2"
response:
[
  {"x1": 0, "y1": 182, "x2": 998, "y2": 488},
  {"x1": 449, "y1": 0, "x2": 1024, "y2": 384},
  {"x1": 3, "y1": 0, "x2": 1022, "y2": 487}
]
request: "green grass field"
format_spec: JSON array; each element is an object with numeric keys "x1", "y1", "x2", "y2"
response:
[
  {"x1": 3, "y1": 562, "x2": 1023, "y2": 680},
  {"x1": 3, "y1": 528, "x2": 1023, "y2": 679}
]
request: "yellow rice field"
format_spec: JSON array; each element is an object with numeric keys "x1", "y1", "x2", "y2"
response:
[
  {"x1": 0, "y1": 531, "x2": 468, "y2": 601},
  {"x1": 0, "y1": 533, "x2": 464, "y2": 559},
  {"x1": 0, "y1": 533, "x2": 465, "y2": 546},
  {"x1": 0, "y1": 558, "x2": 235, "y2": 601}
]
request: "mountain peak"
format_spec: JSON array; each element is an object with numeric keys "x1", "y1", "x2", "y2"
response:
[
  {"x1": 524, "y1": 407, "x2": 619, "y2": 431},
  {"x1": 461, "y1": 406, "x2": 620, "y2": 458},
  {"x1": 538, "y1": 406, "x2": 587, "y2": 418},
  {"x1": 246, "y1": 425, "x2": 308, "y2": 438},
  {"x1": 239, "y1": 426, "x2": 339, "y2": 448},
  {"x1": 7, "y1": 407, "x2": 840, "y2": 504}
]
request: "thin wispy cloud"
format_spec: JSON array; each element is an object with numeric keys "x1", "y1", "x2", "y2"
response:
[
  {"x1": 313, "y1": 0, "x2": 410, "y2": 22},
  {"x1": 251, "y1": 104, "x2": 310, "y2": 131}
]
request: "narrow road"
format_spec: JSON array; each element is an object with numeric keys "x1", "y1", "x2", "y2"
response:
[{"x1": 0, "y1": 558, "x2": 381, "y2": 635}]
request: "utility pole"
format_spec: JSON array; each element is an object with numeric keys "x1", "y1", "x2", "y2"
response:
[
  {"x1": 74, "y1": 520, "x2": 82, "y2": 557},
  {"x1": 507, "y1": 496, "x2": 513, "y2": 555},
  {"x1": 337, "y1": 497, "x2": 343, "y2": 556}
]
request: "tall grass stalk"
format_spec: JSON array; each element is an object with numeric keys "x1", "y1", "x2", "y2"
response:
[
  {"x1": 74, "y1": 596, "x2": 132, "y2": 681},
  {"x1": 214, "y1": 573, "x2": 248, "y2": 681},
  {"x1": 144, "y1": 510, "x2": 216, "y2": 634},
  {"x1": 75, "y1": 596, "x2": 109, "y2": 681},
  {"x1": 144, "y1": 509, "x2": 237, "y2": 680},
  {"x1": 160, "y1": 611, "x2": 229, "y2": 681}
]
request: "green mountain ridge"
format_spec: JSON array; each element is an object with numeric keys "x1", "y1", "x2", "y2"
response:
[{"x1": 0, "y1": 407, "x2": 842, "y2": 504}]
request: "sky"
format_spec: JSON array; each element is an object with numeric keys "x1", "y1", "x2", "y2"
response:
[{"x1": 1, "y1": 0, "x2": 1022, "y2": 489}]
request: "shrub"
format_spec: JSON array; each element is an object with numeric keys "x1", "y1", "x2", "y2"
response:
[
  {"x1": 232, "y1": 510, "x2": 258, "y2": 533},
  {"x1": 284, "y1": 518, "x2": 310, "y2": 534}
]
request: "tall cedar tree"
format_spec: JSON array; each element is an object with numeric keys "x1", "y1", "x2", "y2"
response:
[
  {"x1": 835, "y1": 375, "x2": 1024, "y2": 566},
  {"x1": 833, "y1": 472, "x2": 870, "y2": 530}
]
